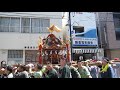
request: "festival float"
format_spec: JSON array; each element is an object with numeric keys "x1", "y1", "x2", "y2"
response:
[{"x1": 38, "y1": 25, "x2": 71, "y2": 64}]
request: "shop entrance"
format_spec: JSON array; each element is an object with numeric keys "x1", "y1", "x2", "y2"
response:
[{"x1": 73, "y1": 53, "x2": 96, "y2": 61}]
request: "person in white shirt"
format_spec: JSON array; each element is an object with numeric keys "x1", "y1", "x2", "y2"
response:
[{"x1": 6, "y1": 66, "x2": 13, "y2": 78}]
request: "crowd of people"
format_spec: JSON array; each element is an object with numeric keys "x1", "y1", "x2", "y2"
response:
[{"x1": 0, "y1": 57, "x2": 120, "y2": 78}]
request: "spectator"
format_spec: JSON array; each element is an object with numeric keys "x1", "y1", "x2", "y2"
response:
[
  {"x1": 1, "y1": 61, "x2": 6, "y2": 68},
  {"x1": 33, "y1": 64, "x2": 43, "y2": 78},
  {"x1": 0, "y1": 68, "x2": 7, "y2": 78},
  {"x1": 17, "y1": 65, "x2": 29, "y2": 78},
  {"x1": 44, "y1": 62, "x2": 59, "y2": 78},
  {"x1": 53, "y1": 65, "x2": 60, "y2": 74},
  {"x1": 6, "y1": 66, "x2": 13, "y2": 78},
  {"x1": 67, "y1": 62, "x2": 81, "y2": 78},
  {"x1": 85, "y1": 60, "x2": 98, "y2": 78},
  {"x1": 100, "y1": 57, "x2": 113, "y2": 78},
  {"x1": 12, "y1": 66, "x2": 18, "y2": 78},
  {"x1": 77, "y1": 60, "x2": 92, "y2": 78}
]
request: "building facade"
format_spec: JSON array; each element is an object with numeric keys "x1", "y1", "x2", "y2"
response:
[
  {"x1": 96, "y1": 12, "x2": 120, "y2": 59},
  {"x1": 63, "y1": 12, "x2": 103, "y2": 61},
  {"x1": 0, "y1": 12, "x2": 62, "y2": 65}
]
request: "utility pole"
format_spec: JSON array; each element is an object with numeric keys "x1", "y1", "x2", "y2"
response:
[{"x1": 69, "y1": 12, "x2": 73, "y2": 61}]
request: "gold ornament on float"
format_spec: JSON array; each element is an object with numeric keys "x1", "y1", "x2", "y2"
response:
[{"x1": 47, "y1": 24, "x2": 61, "y2": 33}]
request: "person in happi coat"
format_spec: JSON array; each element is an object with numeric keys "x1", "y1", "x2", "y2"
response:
[{"x1": 59, "y1": 58, "x2": 72, "y2": 78}]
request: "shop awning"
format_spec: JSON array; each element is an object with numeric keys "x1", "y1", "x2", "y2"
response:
[{"x1": 72, "y1": 48, "x2": 102, "y2": 53}]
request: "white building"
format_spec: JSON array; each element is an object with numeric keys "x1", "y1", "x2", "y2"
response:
[
  {"x1": 62, "y1": 12, "x2": 104, "y2": 61},
  {"x1": 0, "y1": 12, "x2": 62, "y2": 65}
]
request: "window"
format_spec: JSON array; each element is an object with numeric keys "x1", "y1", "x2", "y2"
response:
[
  {"x1": 0, "y1": 17, "x2": 10, "y2": 32},
  {"x1": 8, "y1": 50, "x2": 23, "y2": 65},
  {"x1": 42, "y1": 19, "x2": 50, "y2": 33},
  {"x1": 31, "y1": 18, "x2": 40, "y2": 33},
  {"x1": 25, "y1": 50, "x2": 39, "y2": 64},
  {"x1": 8, "y1": 50, "x2": 23, "y2": 58},
  {"x1": 31, "y1": 18, "x2": 50, "y2": 33},
  {"x1": 9, "y1": 17, "x2": 20, "y2": 32},
  {"x1": 73, "y1": 26, "x2": 84, "y2": 37},
  {"x1": 21, "y1": 18, "x2": 30, "y2": 33},
  {"x1": 0, "y1": 17, "x2": 20, "y2": 32},
  {"x1": 113, "y1": 13, "x2": 120, "y2": 40},
  {"x1": 0, "y1": 17, "x2": 50, "y2": 33}
]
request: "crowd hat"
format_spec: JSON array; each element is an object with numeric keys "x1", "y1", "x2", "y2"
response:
[
  {"x1": 102, "y1": 57, "x2": 109, "y2": 63},
  {"x1": 77, "y1": 60, "x2": 84, "y2": 63},
  {"x1": 114, "y1": 58, "x2": 119, "y2": 60}
]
